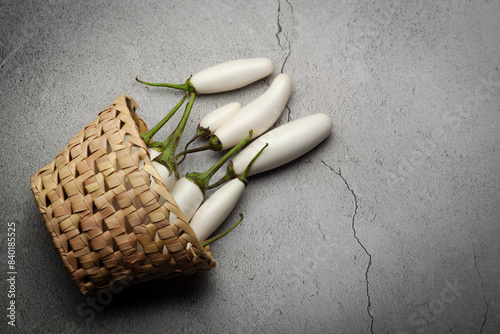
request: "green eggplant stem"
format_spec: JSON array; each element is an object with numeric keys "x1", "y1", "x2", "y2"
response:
[
  {"x1": 148, "y1": 140, "x2": 170, "y2": 152},
  {"x1": 185, "y1": 130, "x2": 253, "y2": 196},
  {"x1": 239, "y1": 143, "x2": 268, "y2": 184},
  {"x1": 154, "y1": 93, "x2": 196, "y2": 179},
  {"x1": 183, "y1": 133, "x2": 201, "y2": 153},
  {"x1": 176, "y1": 126, "x2": 211, "y2": 164},
  {"x1": 135, "y1": 76, "x2": 197, "y2": 94},
  {"x1": 176, "y1": 151, "x2": 188, "y2": 165},
  {"x1": 207, "y1": 170, "x2": 233, "y2": 189},
  {"x1": 175, "y1": 142, "x2": 209, "y2": 161},
  {"x1": 201, "y1": 213, "x2": 244, "y2": 247},
  {"x1": 208, "y1": 142, "x2": 268, "y2": 189},
  {"x1": 140, "y1": 91, "x2": 188, "y2": 145},
  {"x1": 174, "y1": 134, "x2": 223, "y2": 162}
]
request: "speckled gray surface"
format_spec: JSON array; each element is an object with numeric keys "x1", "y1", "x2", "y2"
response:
[{"x1": 1, "y1": 0, "x2": 499, "y2": 333}]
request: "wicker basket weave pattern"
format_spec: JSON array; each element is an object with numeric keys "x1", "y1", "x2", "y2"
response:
[{"x1": 30, "y1": 95, "x2": 215, "y2": 294}]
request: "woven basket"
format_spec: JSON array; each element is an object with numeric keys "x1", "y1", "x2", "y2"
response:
[{"x1": 30, "y1": 95, "x2": 216, "y2": 295}]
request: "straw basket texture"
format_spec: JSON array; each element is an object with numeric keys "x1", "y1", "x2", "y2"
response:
[{"x1": 30, "y1": 95, "x2": 216, "y2": 295}]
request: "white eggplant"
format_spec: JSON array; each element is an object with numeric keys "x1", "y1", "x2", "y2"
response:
[
  {"x1": 150, "y1": 161, "x2": 176, "y2": 190},
  {"x1": 148, "y1": 147, "x2": 161, "y2": 160},
  {"x1": 213, "y1": 73, "x2": 292, "y2": 150},
  {"x1": 190, "y1": 58, "x2": 274, "y2": 94},
  {"x1": 168, "y1": 177, "x2": 204, "y2": 222},
  {"x1": 231, "y1": 113, "x2": 332, "y2": 176},
  {"x1": 138, "y1": 148, "x2": 160, "y2": 171},
  {"x1": 198, "y1": 102, "x2": 241, "y2": 137},
  {"x1": 190, "y1": 179, "x2": 245, "y2": 241}
]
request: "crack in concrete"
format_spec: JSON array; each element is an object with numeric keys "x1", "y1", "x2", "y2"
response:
[
  {"x1": 276, "y1": 0, "x2": 283, "y2": 48},
  {"x1": 276, "y1": 0, "x2": 293, "y2": 123},
  {"x1": 281, "y1": 48, "x2": 291, "y2": 74},
  {"x1": 276, "y1": 0, "x2": 292, "y2": 73},
  {"x1": 284, "y1": 105, "x2": 291, "y2": 122},
  {"x1": 473, "y1": 245, "x2": 488, "y2": 333},
  {"x1": 321, "y1": 160, "x2": 374, "y2": 333}
]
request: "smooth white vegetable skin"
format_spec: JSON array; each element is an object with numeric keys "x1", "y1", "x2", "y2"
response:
[
  {"x1": 139, "y1": 148, "x2": 161, "y2": 170},
  {"x1": 199, "y1": 102, "x2": 241, "y2": 135},
  {"x1": 138, "y1": 148, "x2": 176, "y2": 190},
  {"x1": 232, "y1": 113, "x2": 333, "y2": 176},
  {"x1": 149, "y1": 148, "x2": 162, "y2": 160},
  {"x1": 214, "y1": 73, "x2": 293, "y2": 149},
  {"x1": 150, "y1": 161, "x2": 176, "y2": 190},
  {"x1": 169, "y1": 177, "x2": 204, "y2": 222},
  {"x1": 190, "y1": 58, "x2": 274, "y2": 94},
  {"x1": 189, "y1": 179, "x2": 245, "y2": 241}
]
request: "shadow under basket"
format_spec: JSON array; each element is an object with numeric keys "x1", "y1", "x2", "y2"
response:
[{"x1": 30, "y1": 95, "x2": 215, "y2": 295}]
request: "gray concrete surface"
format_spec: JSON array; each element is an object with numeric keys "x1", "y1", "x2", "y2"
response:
[{"x1": 1, "y1": 0, "x2": 499, "y2": 333}]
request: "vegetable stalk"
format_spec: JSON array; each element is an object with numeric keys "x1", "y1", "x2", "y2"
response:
[
  {"x1": 153, "y1": 93, "x2": 196, "y2": 181},
  {"x1": 136, "y1": 77, "x2": 196, "y2": 94},
  {"x1": 140, "y1": 91, "x2": 188, "y2": 145},
  {"x1": 184, "y1": 130, "x2": 254, "y2": 196},
  {"x1": 201, "y1": 214, "x2": 243, "y2": 246}
]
